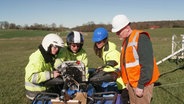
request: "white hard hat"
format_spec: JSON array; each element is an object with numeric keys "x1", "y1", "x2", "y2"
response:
[
  {"x1": 111, "y1": 14, "x2": 130, "y2": 33},
  {"x1": 42, "y1": 33, "x2": 64, "y2": 51}
]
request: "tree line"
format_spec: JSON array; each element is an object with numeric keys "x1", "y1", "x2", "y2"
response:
[{"x1": 1, "y1": 20, "x2": 184, "y2": 32}]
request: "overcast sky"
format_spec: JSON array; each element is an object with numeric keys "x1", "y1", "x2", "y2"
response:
[{"x1": 0, "y1": 0, "x2": 183, "y2": 28}]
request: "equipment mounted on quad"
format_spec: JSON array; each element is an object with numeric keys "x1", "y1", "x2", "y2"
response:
[{"x1": 32, "y1": 60, "x2": 121, "y2": 104}]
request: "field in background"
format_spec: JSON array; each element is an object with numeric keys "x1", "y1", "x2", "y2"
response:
[{"x1": 1, "y1": 28, "x2": 184, "y2": 104}]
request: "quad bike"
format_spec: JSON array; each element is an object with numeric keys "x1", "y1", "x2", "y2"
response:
[
  {"x1": 32, "y1": 60, "x2": 90, "y2": 104},
  {"x1": 88, "y1": 60, "x2": 121, "y2": 104},
  {"x1": 32, "y1": 60, "x2": 120, "y2": 104},
  {"x1": 89, "y1": 60, "x2": 118, "y2": 83}
]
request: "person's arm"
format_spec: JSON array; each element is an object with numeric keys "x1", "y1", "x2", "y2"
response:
[
  {"x1": 25, "y1": 56, "x2": 53, "y2": 84},
  {"x1": 103, "y1": 50, "x2": 120, "y2": 72},
  {"x1": 137, "y1": 34, "x2": 154, "y2": 89}
]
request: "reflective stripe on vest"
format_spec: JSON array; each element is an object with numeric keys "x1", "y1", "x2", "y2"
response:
[
  {"x1": 32, "y1": 74, "x2": 38, "y2": 83},
  {"x1": 25, "y1": 82, "x2": 46, "y2": 91},
  {"x1": 25, "y1": 82, "x2": 43, "y2": 88},
  {"x1": 32, "y1": 71, "x2": 50, "y2": 83},
  {"x1": 121, "y1": 30, "x2": 160, "y2": 87},
  {"x1": 126, "y1": 31, "x2": 139, "y2": 68}
]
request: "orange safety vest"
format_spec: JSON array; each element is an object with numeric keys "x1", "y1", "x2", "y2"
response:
[{"x1": 120, "y1": 30, "x2": 160, "y2": 88}]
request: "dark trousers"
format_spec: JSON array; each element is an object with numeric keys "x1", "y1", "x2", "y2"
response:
[{"x1": 120, "y1": 88, "x2": 130, "y2": 104}]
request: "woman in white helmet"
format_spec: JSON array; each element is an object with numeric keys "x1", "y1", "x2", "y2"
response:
[{"x1": 25, "y1": 33, "x2": 64, "y2": 100}]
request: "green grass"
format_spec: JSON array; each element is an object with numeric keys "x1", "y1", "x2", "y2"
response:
[
  {"x1": 1, "y1": 28, "x2": 184, "y2": 104},
  {"x1": 0, "y1": 29, "x2": 68, "y2": 38}
]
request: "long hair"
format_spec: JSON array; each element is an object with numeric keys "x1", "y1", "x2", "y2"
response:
[{"x1": 93, "y1": 38, "x2": 108, "y2": 58}]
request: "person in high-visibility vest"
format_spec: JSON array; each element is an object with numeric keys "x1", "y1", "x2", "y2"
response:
[
  {"x1": 111, "y1": 14, "x2": 160, "y2": 104},
  {"x1": 92, "y1": 27, "x2": 129, "y2": 104},
  {"x1": 54, "y1": 31, "x2": 92, "y2": 96},
  {"x1": 25, "y1": 33, "x2": 64, "y2": 100},
  {"x1": 54, "y1": 31, "x2": 88, "y2": 78}
]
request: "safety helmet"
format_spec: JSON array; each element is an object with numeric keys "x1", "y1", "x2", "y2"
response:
[
  {"x1": 66, "y1": 31, "x2": 84, "y2": 45},
  {"x1": 111, "y1": 14, "x2": 130, "y2": 33},
  {"x1": 92, "y1": 27, "x2": 108, "y2": 42},
  {"x1": 42, "y1": 33, "x2": 64, "y2": 51},
  {"x1": 66, "y1": 31, "x2": 84, "y2": 53}
]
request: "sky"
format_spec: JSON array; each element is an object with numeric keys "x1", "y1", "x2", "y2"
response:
[{"x1": 0, "y1": 0, "x2": 183, "y2": 28}]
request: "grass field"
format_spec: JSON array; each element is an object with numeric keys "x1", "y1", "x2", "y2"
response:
[{"x1": 1, "y1": 28, "x2": 184, "y2": 104}]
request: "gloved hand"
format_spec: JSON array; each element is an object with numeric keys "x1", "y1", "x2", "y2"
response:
[{"x1": 134, "y1": 87, "x2": 143, "y2": 97}]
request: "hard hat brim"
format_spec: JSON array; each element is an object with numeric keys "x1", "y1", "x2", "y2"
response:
[
  {"x1": 111, "y1": 22, "x2": 130, "y2": 33},
  {"x1": 111, "y1": 28, "x2": 121, "y2": 33}
]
